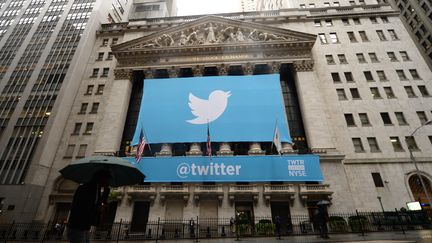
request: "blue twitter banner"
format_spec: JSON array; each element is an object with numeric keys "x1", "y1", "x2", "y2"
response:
[
  {"x1": 125, "y1": 155, "x2": 323, "y2": 182},
  {"x1": 132, "y1": 74, "x2": 292, "y2": 144}
]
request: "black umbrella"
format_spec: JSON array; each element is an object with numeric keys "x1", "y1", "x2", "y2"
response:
[{"x1": 60, "y1": 156, "x2": 145, "y2": 187}]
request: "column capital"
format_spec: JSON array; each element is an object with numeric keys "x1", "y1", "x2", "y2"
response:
[
  {"x1": 168, "y1": 66, "x2": 179, "y2": 78},
  {"x1": 217, "y1": 64, "x2": 228, "y2": 76},
  {"x1": 144, "y1": 69, "x2": 154, "y2": 79},
  {"x1": 292, "y1": 60, "x2": 314, "y2": 72},
  {"x1": 193, "y1": 65, "x2": 204, "y2": 76},
  {"x1": 269, "y1": 62, "x2": 280, "y2": 73},
  {"x1": 242, "y1": 63, "x2": 254, "y2": 75},
  {"x1": 114, "y1": 69, "x2": 133, "y2": 80}
]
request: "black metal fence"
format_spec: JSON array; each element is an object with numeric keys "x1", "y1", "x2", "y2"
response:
[{"x1": 0, "y1": 210, "x2": 430, "y2": 242}]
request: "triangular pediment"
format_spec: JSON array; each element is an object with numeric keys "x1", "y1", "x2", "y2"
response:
[{"x1": 112, "y1": 15, "x2": 316, "y2": 52}]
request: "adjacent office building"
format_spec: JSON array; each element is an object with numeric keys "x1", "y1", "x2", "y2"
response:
[{"x1": 0, "y1": 0, "x2": 431, "y2": 232}]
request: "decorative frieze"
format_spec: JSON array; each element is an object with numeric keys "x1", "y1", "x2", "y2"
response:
[
  {"x1": 114, "y1": 69, "x2": 133, "y2": 80},
  {"x1": 292, "y1": 60, "x2": 314, "y2": 72}
]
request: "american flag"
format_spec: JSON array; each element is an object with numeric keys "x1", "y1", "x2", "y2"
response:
[
  {"x1": 136, "y1": 129, "x2": 146, "y2": 164},
  {"x1": 206, "y1": 123, "x2": 211, "y2": 157}
]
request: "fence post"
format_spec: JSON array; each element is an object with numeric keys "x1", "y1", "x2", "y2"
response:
[
  {"x1": 194, "y1": 216, "x2": 199, "y2": 242},
  {"x1": 155, "y1": 217, "x2": 160, "y2": 243},
  {"x1": 355, "y1": 210, "x2": 365, "y2": 236},
  {"x1": 395, "y1": 208, "x2": 405, "y2": 235},
  {"x1": 4, "y1": 220, "x2": 14, "y2": 243},
  {"x1": 40, "y1": 220, "x2": 50, "y2": 243},
  {"x1": 115, "y1": 219, "x2": 122, "y2": 243}
]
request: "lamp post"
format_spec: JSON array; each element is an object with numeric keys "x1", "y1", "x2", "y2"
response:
[
  {"x1": 377, "y1": 196, "x2": 385, "y2": 212},
  {"x1": 405, "y1": 120, "x2": 432, "y2": 209}
]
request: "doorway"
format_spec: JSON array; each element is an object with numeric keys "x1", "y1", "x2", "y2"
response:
[
  {"x1": 235, "y1": 201, "x2": 254, "y2": 235},
  {"x1": 270, "y1": 201, "x2": 292, "y2": 235},
  {"x1": 130, "y1": 201, "x2": 150, "y2": 232}
]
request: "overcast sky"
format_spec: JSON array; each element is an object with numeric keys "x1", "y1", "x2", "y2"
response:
[{"x1": 177, "y1": 0, "x2": 241, "y2": 16}]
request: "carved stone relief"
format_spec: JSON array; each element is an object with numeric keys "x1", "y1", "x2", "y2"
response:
[
  {"x1": 292, "y1": 60, "x2": 314, "y2": 72},
  {"x1": 114, "y1": 69, "x2": 133, "y2": 80},
  {"x1": 132, "y1": 23, "x2": 296, "y2": 49}
]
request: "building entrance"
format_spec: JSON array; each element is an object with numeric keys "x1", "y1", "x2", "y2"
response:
[
  {"x1": 270, "y1": 201, "x2": 292, "y2": 235},
  {"x1": 130, "y1": 201, "x2": 150, "y2": 232},
  {"x1": 235, "y1": 202, "x2": 254, "y2": 235}
]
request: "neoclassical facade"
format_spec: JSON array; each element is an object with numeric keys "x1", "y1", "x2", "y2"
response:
[{"x1": 3, "y1": 1, "x2": 430, "y2": 227}]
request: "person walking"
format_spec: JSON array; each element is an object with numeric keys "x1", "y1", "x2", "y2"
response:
[{"x1": 67, "y1": 170, "x2": 111, "y2": 243}]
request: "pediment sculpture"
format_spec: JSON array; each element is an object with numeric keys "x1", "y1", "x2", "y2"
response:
[{"x1": 132, "y1": 23, "x2": 296, "y2": 49}]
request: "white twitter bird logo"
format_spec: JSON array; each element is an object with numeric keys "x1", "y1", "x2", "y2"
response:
[{"x1": 187, "y1": 90, "x2": 231, "y2": 124}]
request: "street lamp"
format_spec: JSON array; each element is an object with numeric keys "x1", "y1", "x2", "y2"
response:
[{"x1": 405, "y1": 120, "x2": 432, "y2": 209}]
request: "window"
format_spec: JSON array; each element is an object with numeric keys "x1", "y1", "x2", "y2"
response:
[
  {"x1": 91, "y1": 68, "x2": 99, "y2": 77},
  {"x1": 96, "y1": 84, "x2": 105, "y2": 95},
  {"x1": 395, "y1": 112, "x2": 408, "y2": 125},
  {"x1": 324, "y1": 2, "x2": 330, "y2": 7},
  {"x1": 372, "y1": 172, "x2": 384, "y2": 187},
  {"x1": 72, "y1": 123, "x2": 82, "y2": 135},
  {"x1": 102, "y1": 39, "x2": 108, "y2": 46},
  {"x1": 396, "y1": 70, "x2": 407, "y2": 80},
  {"x1": 329, "y1": 33, "x2": 339, "y2": 43},
  {"x1": 79, "y1": 103, "x2": 88, "y2": 114},
  {"x1": 429, "y1": 136, "x2": 432, "y2": 145},
  {"x1": 406, "y1": 136, "x2": 420, "y2": 150},
  {"x1": 309, "y1": 3, "x2": 315, "y2": 8},
  {"x1": 314, "y1": 20, "x2": 321, "y2": 27},
  {"x1": 342, "y1": 18, "x2": 349, "y2": 25},
  {"x1": 359, "y1": 113, "x2": 371, "y2": 126},
  {"x1": 387, "y1": 52, "x2": 398, "y2": 61},
  {"x1": 90, "y1": 103, "x2": 99, "y2": 113},
  {"x1": 318, "y1": 33, "x2": 327, "y2": 44},
  {"x1": 400, "y1": 51, "x2": 410, "y2": 61},
  {"x1": 300, "y1": 4, "x2": 306, "y2": 8},
  {"x1": 101, "y1": 68, "x2": 109, "y2": 77},
  {"x1": 325, "y1": 19, "x2": 333, "y2": 26},
  {"x1": 384, "y1": 87, "x2": 396, "y2": 98},
  {"x1": 377, "y1": 70, "x2": 387, "y2": 81},
  {"x1": 357, "y1": 53, "x2": 367, "y2": 63},
  {"x1": 353, "y1": 18, "x2": 361, "y2": 25},
  {"x1": 380, "y1": 112, "x2": 392, "y2": 125},
  {"x1": 409, "y1": 69, "x2": 421, "y2": 79},
  {"x1": 338, "y1": 54, "x2": 348, "y2": 64},
  {"x1": 368, "y1": 137, "x2": 381, "y2": 152},
  {"x1": 65, "y1": 145, "x2": 75, "y2": 158},
  {"x1": 76, "y1": 144, "x2": 87, "y2": 158},
  {"x1": 381, "y1": 16, "x2": 389, "y2": 23},
  {"x1": 347, "y1": 32, "x2": 357, "y2": 42},
  {"x1": 388, "y1": 29, "x2": 399, "y2": 40},
  {"x1": 369, "y1": 52, "x2": 379, "y2": 62},
  {"x1": 376, "y1": 30, "x2": 387, "y2": 41},
  {"x1": 418, "y1": 85, "x2": 430, "y2": 97},
  {"x1": 404, "y1": 86, "x2": 416, "y2": 97},
  {"x1": 370, "y1": 17, "x2": 378, "y2": 24},
  {"x1": 352, "y1": 138, "x2": 365, "y2": 152},
  {"x1": 112, "y1": 38, "x2": 118, "y2": 45},
  {"x1": 350, "y1": 88, "x2": 361, "y2": 99},
  {"x1": 84, "y1": 123, "x2": 94, "y2": 134},
  {"x1": 85, "y1": 85, "x2": 94, "y2": 95},
  {"x1": 364, "y1": 71, "x2": 374, "y2": 81},
  {"x1": 331, "y1": 73, "x2": 341, "y2": 82},
  {"x1": 337, "y1": 89, "x2": 347, "y2": 100},
  {"x1": 359, "y1": 31, "x2": 369, "y2": 41},
  {"x1": 326, "y1": 55, "x2": 335, "y2": 64},
  {"x1": 370, "y1": 87, "x2": 382, "y2": 99},
  {"x1": 345, "y1": 113, "x2": 356, "y2": 126},
  {"x1": 333, "y1": 2, "x2": 340, "y2": 6},
  {"x1": 417, "y1": 111, "x2": 428, "y2": 124},
  {"x1": 106, "y1": 52, "x2": 113, "y2": 60},
  {"x1": 390, "y1": 136, "x2": 404, "y2": 151},
  {"x1": 359, "y1": 0, "x2": 365, "y2": 4},
  {"x1": 96, "y1": 52, "x2": 104, "y2": 61},
  {"x1": 349, "y1": 0, "x2": 355, "y2": 5},
  {"x1": 344, "y1": 72, "x2": 354, "y2": 82}
]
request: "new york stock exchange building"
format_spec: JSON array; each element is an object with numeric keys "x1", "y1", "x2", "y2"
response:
[{"x1": 5, "y1": 1, "x2": 432, "y2": 236}]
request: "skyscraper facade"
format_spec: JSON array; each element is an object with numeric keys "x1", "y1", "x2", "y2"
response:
[{"x1": 0, "y1": 0, "x2": 431, "y2": 231}]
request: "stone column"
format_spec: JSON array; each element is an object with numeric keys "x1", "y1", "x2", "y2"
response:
[
  {"x1": 248, "y1": 142, "x2": 265, "y2": 155},
  {"x1": 94, "y1": 69, "x2": 133, "y2": 155},
  {"x1": 217, "y1": 64, "x2": 228, "y2": 76},
  {"x1": 242, "y1": 63, "x2": 254, "y2": 75},
  {"x1": 168, "y1": 66, "x2": 179, "y2": 78},
  {"x1": 186, "y1": 143, "x2": 202, "y2": 156},
  {"x1": 217, "y1": 142, "x2": 234, "y2": 156},
  {"x1": 269, "y1": 61, "x2": 280, "y2": 74},
  {"x1": 292, "y1": 60, "x2": 336, "y2": 150},
  {"x1": 192, "y1": 65, "x2": 204, "y2": 77},
  {"x1": 156, "y1": 144, "x2": 173, "y2": 157}
]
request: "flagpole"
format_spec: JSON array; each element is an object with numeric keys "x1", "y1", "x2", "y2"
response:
[{"x1": 142, "y1": 127, "x2": 153, "y2": 155}]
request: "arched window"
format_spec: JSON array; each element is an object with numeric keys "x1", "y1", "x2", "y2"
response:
[{"x1": 408, "y1": 174, "x2": 432, "y2": 210}]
